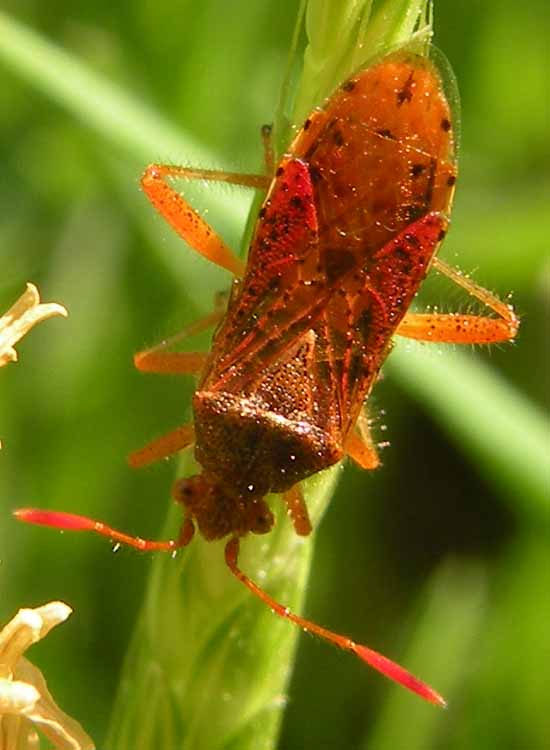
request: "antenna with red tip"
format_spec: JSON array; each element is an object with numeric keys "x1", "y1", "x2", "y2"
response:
[
  {"x1": 14, "y1": 507, "x2": 446, "y2": 706},
  {"x1": 14, "y1": 508, "x2": 194, "y2": 551},
  {"x1": 224, "y1": 536, "x2": 446, "y2": 707}
]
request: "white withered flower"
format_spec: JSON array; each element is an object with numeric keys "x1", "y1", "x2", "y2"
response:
[
  {"x1": 0, "y1": 601, "x2": 94, "y2": 750},
  {"x1": 0, "y1": 283, "x2": 67, "y2": 368}
]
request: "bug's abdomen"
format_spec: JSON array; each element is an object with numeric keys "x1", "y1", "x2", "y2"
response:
[{"x1": 290, "y1": 52, "x2": 457, "y2": 270}]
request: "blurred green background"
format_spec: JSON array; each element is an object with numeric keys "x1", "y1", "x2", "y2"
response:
[{"x1": 0, "y1": 1, "x2": 548, "y2": 748}]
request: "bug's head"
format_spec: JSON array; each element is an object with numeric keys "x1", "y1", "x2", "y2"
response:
[{"x1": 172, "y1": 473, "x2": 274, "y2": 541}]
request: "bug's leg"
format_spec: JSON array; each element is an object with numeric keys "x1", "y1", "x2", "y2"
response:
[
  {"x1": 134, "y1": 350, "x2": 209, "y2": 375},
  {"x1": 282, "y1": 485, "x2": 312, "y2": 536},
  {"x1": 141, "y1": 164, "x2": 270, "y2": 277},
  {"x1": 396, "y1": 311, "x2": 516, "y2": 344},
  {"x1": 345, "y1": 408, "x2": 381, "y2": 470},
  {"x1": 128, "y1": 423, "x2": 195, "y2": 469},
  {"x1": 261, "y1": 124, "x2": 275, "y2": 175},
  {"x1": 224, "y1": 536, "x2": 445, "y2": 706},
  {"x1": 14, "y1": 509, "x2": 196, "y2": 552},
  {"x1": 397, "y1": 257, "x2": 519, "y2": 344},
  {"x1": 131, "y1": 297, "x2": 226, "y2": 462},
  {"x1": 134, "y1": 299, "x2": 228, "y2": 374}
]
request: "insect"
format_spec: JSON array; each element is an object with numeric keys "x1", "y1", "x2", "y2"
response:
[{"x1": 16, "y1": 47, "x2": 518, "y2": 705}]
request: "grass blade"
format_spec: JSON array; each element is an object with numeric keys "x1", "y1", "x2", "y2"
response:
[{"x1": 388, "y1": 341, "x2": 549, "y2": 523}]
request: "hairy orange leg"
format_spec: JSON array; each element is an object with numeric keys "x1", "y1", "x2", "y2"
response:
[
  {"x1": 283, "y1": 485, "x2": 311, "y2": 536},
  {"x1": 224, "y1": 537, "x2": 445, "y2": 706},
  {"x1": 396, "y1": 257, "x2": 519, "y2": 344},
  {"x1": 135, "y1": 350, "x2": 209, "y2": 376},
  {"x1": 141, "y1": 164, "x2": 270, "y2": 277},
  {"x1": 346, "y1": 408, "x2": 381, "y2": 470},
  {"x1": 134, "y1": 304, "x2": 227, "y2": 375},
  {"x1": 128, "y1": 423, "x2": 195, "y2": 469},
  {"x1": 139, "y1": 134, "x2": 275, "y2": 369}
]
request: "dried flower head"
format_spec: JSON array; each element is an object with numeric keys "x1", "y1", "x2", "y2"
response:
[
  {"x1": 0, "y1": 282, "x2": 67, "y2": 449},
  {"x1": 0, "y1": 601, "x2": 94, "y2": 750},
  {"x1": 0, "y1": 283, "x2": 67, "y2": 368}
]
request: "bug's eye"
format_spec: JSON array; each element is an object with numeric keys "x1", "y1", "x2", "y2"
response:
[
  {"x1": 172, "y1": 475, "x2": 206, "y2": 508},
  {"x1": 252, "y1": 504, "x2": 274, "y2": 535}
]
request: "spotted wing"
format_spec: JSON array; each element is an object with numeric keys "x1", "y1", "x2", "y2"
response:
[
  {"x1": 200, "y1": 157, "x2": 329, "y2": 394},
  {"x1": 201, "y1": 51, "x2": 457, "y2": 442},
  {"x1": 297, "y1": 50, "x2": 457, "y2": 437},
  {"x1": 315, "y1": 211, "x2": 449, "y2": 438}
]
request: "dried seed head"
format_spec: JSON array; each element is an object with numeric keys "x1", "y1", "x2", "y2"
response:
[
  {"x1": 0, "y1": 601, "x2": 95, "y2": 749},
  {"x1": 0, "y1": 283, "x2": 67, "y2": 368}
]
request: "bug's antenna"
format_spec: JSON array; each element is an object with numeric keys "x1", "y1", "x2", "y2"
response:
[
  {"x1": 224, "y1": 537, "x2": 446, "y2": 706},
  {"x1": 14, "y1": 508, "x2": 194, "y2": 551}
]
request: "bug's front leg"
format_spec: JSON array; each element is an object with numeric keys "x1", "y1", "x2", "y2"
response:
[
  {"x1": 130, "y1": 300, "x2": 225, "y2": 465},
  {"x1": 128, "y1": 423, "x2": 195, "y2": 469},
  {"x1": 283, "y1": 485, "x2": 312, "y2": 536},
  {"x1": 141, "y1": 163, "x2": 270, "y2": 277}
]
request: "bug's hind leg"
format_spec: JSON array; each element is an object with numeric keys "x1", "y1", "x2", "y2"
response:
[
  {"x1": 141, "y1": 164, "x2": 270, "y2": 277},
  {"x1": 396, "y1": 257, "x2": 519, "y2": 344}
]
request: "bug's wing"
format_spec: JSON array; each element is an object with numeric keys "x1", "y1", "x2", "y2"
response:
[
  {"x1": 230, "y1": 199, "x2": 447, "y2": 443},
  {"x1": 318, "y1": 211, "x2": 449, "y2": 437},
  {"x1": 289, "y1": 50, "x2": 457, "y2": 280},
  {"x1": 298, "y1": 53, "x2": 457, "y2": 436},
  {"x1": 202, "y1": 52, "x2": 457, "y2": 414},
  {"x1": 201, "y1": 157, "x2": 330, "y2": 393}
]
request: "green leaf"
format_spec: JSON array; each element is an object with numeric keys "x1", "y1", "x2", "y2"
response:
[
  {"x1": 0, "y1": 9, "x2": 247, "y2": 228},
  {"x1": 387, "y1": 341, "x2": 549, "y2": 523},
  {"x1": 364, "y1": 560, "x2": 488, "y2": 750}
]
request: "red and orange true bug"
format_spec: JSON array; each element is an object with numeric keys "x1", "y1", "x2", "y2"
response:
[{"x1": 16, "y1": 47, "x2": 518, "y2": 705}]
